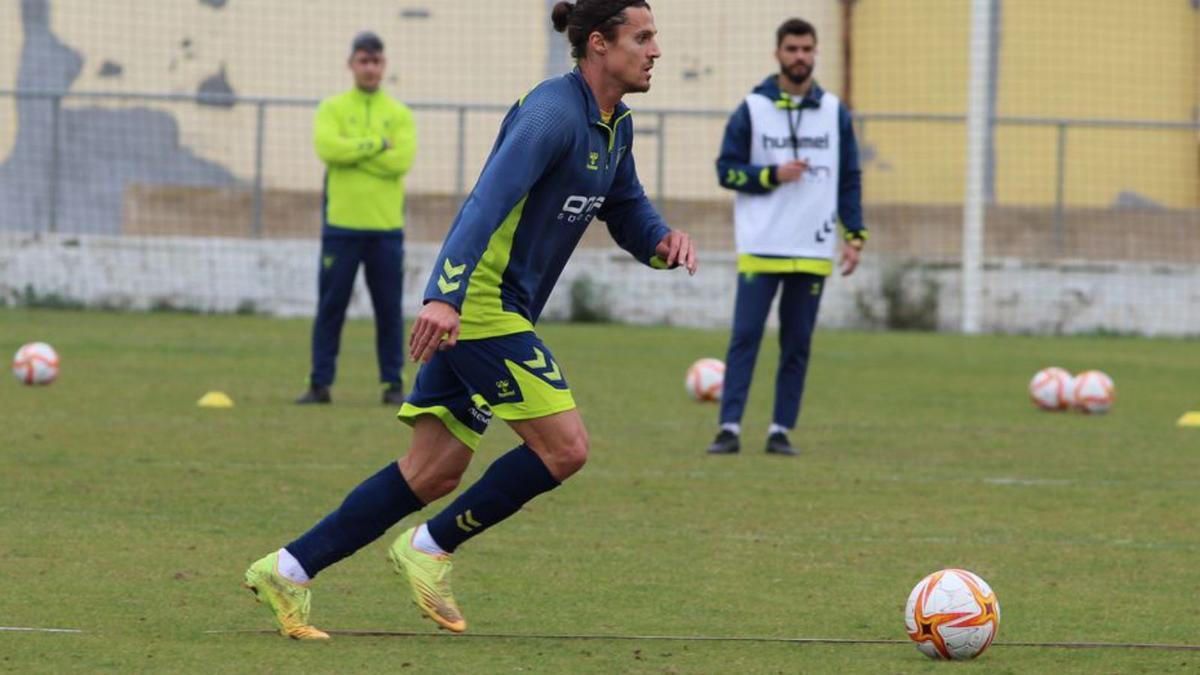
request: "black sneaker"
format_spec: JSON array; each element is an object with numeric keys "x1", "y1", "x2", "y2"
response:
[
  {"x1": 765, "y1": 432, "x2": 798, "y2": 456},
  {"x1": 705, "y1": 430, "x2": 740, "y2": 455},
  {"x1": 381, "y1": 382, "x2": 405, "y2": 406},
  {"x1": 295, "y1": 386, "x2": 331, "y2": 405}
]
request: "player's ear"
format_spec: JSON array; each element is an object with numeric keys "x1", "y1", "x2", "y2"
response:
[{"x1": 588, "y1": 30, "x2": 607, "y2": 56}]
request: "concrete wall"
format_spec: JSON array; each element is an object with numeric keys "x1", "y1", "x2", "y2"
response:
[{"x1": 3, "y1": 233, "x2": 1198, "y2": 336}]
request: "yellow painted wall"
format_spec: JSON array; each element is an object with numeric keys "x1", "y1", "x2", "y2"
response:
[
  {"x1": 5, "y1": 1, "x2": 1192, "y2": 207},
  {"x1": 0, "y1": 1, "x2": 20, "y2": 163},
  {"x1": 853, "y1": 0, "x2": 1198, "y2": 208},
  {"x1": 0, "y1": 0, "x2": 842, "y2": 198},
  {"x1": 851, "y1": 0, "x2": 971, "y2": 205}
]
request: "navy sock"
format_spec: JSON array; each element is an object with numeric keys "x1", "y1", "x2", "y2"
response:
[
  {"x1": 426, "y1": 445, "x2": 560, "y2": 553},
  {"x1": 286, "y1": 462, "x2": 424, "y2": 579}
]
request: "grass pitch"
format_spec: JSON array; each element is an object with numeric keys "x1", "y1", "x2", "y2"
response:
[{"x1": 1, "y1": 308, "x2": 1197, "y2": 673}]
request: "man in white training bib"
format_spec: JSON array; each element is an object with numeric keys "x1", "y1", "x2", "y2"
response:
[{"x1": 707, "y1": 17, "x2": 866, "y2": 457}]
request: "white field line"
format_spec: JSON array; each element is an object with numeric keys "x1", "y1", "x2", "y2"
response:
[
  {"x1": 0, "y1": 627, "x2": 84, "y2": 634},
  {"x1": 203, "y1": 629, "x2": 1200, "y2": 651},
  {"x1": 720, "y1": 530, "x2": 1200, "y2": 551}
]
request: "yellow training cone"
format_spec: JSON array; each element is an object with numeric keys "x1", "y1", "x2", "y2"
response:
[
  {"x1": 1176, "y1": 412, "x2": 1200, "y2": 428},
  {"x1": 198, "y1": 391, "x2": 234, "y2": 409}
]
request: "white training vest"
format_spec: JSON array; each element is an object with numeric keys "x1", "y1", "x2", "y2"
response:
[{"x1": 734, "y1": 91, "x2": 841, "y2": 260}]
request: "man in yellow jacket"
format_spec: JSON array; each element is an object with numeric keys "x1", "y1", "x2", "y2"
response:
[{"x1": 297, "y1": 32, "x2": 417, "y2": 405}]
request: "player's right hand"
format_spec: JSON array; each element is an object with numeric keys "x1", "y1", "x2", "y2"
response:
[
  {"x1": 775, "y1": 159, "x2": 808, "y2": 183},
  {"x1": 409, "y1": 300, "x2": 460, "y2": 363}
]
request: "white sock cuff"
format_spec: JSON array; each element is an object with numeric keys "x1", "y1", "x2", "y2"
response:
[
  {"x1": 768, "y1": 423, "x2": 790, "y2": 436},
  {"x1": 412, "y1": 522, "x2": 448, "y2": 556},
  {"x1": 720, "y1": 422, "x2": 741, "y2": 435},
  {"x1": 276, "y1": 547, "x2": 311, "y2": 584}
]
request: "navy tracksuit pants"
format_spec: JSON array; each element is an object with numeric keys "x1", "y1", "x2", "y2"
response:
[
  {"x1": 719, "y1": 272, "x2": 825, "y2": 429},
  {"x1": 309, "y1": 232, "x2": 404, "y2": 388}
]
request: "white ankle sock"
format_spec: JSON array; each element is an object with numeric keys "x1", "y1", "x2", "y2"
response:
[
  {"x1": 768, "y1": 423, "x2": 790, "y2": 436},
  {"x1": 276, "y1": 547, "x2": 311, "y2": 584},
  {"x1": 720, "y1": 422, "x2": 741, "y2": 435},
  {"x1": 412, "y1": 523, "x2": 448, "y2": 556}
]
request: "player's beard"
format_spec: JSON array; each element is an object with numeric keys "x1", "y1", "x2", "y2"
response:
[
  {"x1": 621, "y1": 69, "x2": 652, "y2": 94},
  {"x1": 625, "y1": 78, "x2": 651, "y2": 94},
  {"x1": 780, "y1": 62, "x2": 811, "y2": 86}
]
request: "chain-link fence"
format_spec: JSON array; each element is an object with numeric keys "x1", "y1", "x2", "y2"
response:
[{"x1": 1, "y1": 0, "x2": 1197, "y2": 334}]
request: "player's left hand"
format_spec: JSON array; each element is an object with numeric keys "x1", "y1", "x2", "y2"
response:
[
  {"x1": 655, "y1": 229, "x2": 698, "y2": 276},
  {"x1": 840, "y1": 243, "x2": 862, "y2": 276}
]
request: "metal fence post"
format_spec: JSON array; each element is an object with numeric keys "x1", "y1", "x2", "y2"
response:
[
  {"x1": 455, "y1": 106, "x2": 467, "y2": 203},
  {"x1": 1053, "y1": 122, "x2": 1067, "y2": 256},
  {"x1": 655, "y1": 111, "x2": 666, "y2": 209},
  {"x1": 251, "y1": 100, "x2": 266, "y2": 237},
  {"x1": 961, "y1": 0, "x2": 994, "y2": 334},
  {"x1": 47, "y1": 94, "x2": 62, "y2": 234}
]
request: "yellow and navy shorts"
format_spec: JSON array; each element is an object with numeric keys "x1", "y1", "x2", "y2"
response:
[{"x1": 397, "y1": 331, "x2": 575, "y2": 451}]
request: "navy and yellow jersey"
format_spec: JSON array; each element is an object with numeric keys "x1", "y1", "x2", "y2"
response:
[{"x1": 422, "y1": 69, "x2": 671, "y2": 340}]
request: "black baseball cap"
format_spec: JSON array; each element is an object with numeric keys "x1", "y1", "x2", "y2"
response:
[{"x1": 350, "y1": 31, "x2": 384, "y2": 55}]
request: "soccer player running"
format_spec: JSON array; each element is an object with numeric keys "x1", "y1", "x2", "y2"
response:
[
  {"x1": 705, "y1": 18, "x2": 865, "y2": 457},
  {"x1": 243, "y1": 0, "x2": 696, "y2": 639}
]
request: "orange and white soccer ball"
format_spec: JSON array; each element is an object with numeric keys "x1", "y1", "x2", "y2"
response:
[
  {"x1": 1071, "y1": 370, "x2": 1114, "y2": 414},
  {"x1": 905, "y1": 568, "x2": 1000, "y2": 660},
  {"x1": 12, "y1": 342, "x2": 60, "y2": 385},
  {"x1": 685, "y1": 358, "x2": 724, "y2": 402},
  {"x1": 1028, "y1": 367, "x2": 1072, "y2": 411}
]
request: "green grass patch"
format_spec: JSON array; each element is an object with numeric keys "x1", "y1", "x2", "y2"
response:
[{"x1": 1, "y1": 308, "x2": 1197, "y2": 673}]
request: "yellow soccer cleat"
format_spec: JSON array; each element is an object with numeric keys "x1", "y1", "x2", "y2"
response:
[
  {"x1": 241, "y1": 551, "x2": 330, "y2": 640},
  {"x1": 387, "y1": 527, "x2": 467, "y2": 633}
]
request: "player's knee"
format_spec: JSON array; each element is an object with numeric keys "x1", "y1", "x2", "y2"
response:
[
  {"x1": 553, "y1": 430, "x2": 589, "y2": 478},
  {"x1": 426, "y1": 473, "x2": 462, "y2": 500},
  {"x1": 398, "y1": 455, "x2": 465, "y2": 502},
  {"x1": 417, "y1": 463, "x2": 463, "y2": 500}
]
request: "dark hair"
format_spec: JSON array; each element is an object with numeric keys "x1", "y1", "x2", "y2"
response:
[
  {"x1": 350, "y1": 31, "x2": 384, "y2": 56},
  {"x1": 551, "y1": 0, "x2": 651, "y2": 59},
  {"x1": 776, "y1": 18, "x2": 817, "y2": 47}
]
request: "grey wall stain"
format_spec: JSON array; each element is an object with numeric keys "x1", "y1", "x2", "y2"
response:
[
  {"x1": 97, "y1": 60, "x2": 123, "y2": 78},
  {"x1": 399, "y1": 7, "x2": 431, "y2": 19},
  {"x1": 199, "y1": 0, "x2": 228, "y2": 9},
  {"x1": 0, "y1": 0, "x2": 238, "y2": 235},
  {"x1": 197, "y1": 63, "x2": 236, "y2": 107},
  {"x1": 1112, "y1": 191, "x2": 1165, "y2": 211}
]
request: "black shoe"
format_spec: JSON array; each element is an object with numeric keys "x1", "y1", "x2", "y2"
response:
[
  {"x1": 295, "y1": 386, "x2": 331, "y2": 405},
  {"x1": 705, "y1": 430, "x2": 740, "y2": 455},
  {"x1": 381, "y1": 382, "x2": 405, "y2": 405},
  {"x1": 765, "y1": 432, "x2": 798, "y2": 456}
]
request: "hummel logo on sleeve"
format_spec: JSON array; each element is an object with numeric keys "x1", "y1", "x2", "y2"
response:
[{"x1": 437, "y1": 259, "x2": 467, "y2": 293}]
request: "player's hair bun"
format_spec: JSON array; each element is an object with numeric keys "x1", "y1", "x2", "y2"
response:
[{"x1": 551, "y1": 1, "x2": 575, "y2": 32}]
